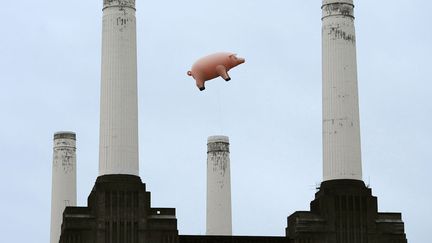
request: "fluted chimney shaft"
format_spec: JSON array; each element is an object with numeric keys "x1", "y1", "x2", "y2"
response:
[
  {"x1": 50, "y1": 132, "x2": 77, "y2": 243},
  {"x1": 206, "y1": 136, "x2": 232, "y2": 235},
  {"x1": 322, "y1": 0, "x2": 362, "y2": 181},
  {"x1": 99, "y1": 0, "x2": 139, "y2": 176}
]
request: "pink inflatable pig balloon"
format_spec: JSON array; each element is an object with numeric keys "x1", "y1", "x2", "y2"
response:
[{"x1": 187, "y1": 52, "x2": 245, "y2": 91}]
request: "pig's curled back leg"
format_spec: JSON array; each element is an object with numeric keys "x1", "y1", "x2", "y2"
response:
[{"x1": 216, "y1": 65, "x2": 231, "y2": 81}]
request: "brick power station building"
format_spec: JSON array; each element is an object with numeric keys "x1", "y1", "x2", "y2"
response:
[{"x1": 52, "y1": 1, "x2": 408, "y2": 242}]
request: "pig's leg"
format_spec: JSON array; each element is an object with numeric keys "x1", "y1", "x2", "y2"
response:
[
  {"x1": 216, "y1": 65, "x2": 231, "y2": 81},
  {"x1": 196, "y1": 79, "x2": 205, "y2": 91}
]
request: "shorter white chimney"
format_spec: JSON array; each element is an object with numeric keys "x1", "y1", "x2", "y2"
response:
[
  {"x1": 50, "y1": 132, "x2": 77, "y2": 243},
  {"x1": 206, "y1": 135, "x2": 232, "y2": 235}
]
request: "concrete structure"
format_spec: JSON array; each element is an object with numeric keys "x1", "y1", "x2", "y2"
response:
[
  {"x1": 50, "y1": 132, "x2": 77, "y2": 243},
  {"x1": 99, "y1": 0, "x2": 139, "y2": 176},
  {"x1": 59, "y1": 175, "x2": 178, "y2": 243},
  {"x1": 286, "y1": 2, "x2": 408, "y2": 242},
  {"x1": 58, "y1": 2, "x2": 179, "y2": 242},
  {"x1": 322, "y1": 0, "x2": 362, "y2": 181},
  {"x1": 206, "y1": 136, "x2": 232, "y2": 235},
  {"x1": 286, "y1": 180, "x2": 407, "y2": 243}
]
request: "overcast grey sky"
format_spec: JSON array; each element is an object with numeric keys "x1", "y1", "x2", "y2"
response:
[{"x1": 0, "y1": 0, "x2": 431, "y2": 242}]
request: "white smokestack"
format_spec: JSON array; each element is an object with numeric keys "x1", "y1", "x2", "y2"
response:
[
  {"x1": 99, "y1": 0, "x2": 139, "y2": 176},
  {"x1": 206, "y1": 135, "x2": 232, "y2": 235},
  {"x1": 50, "y1": 132, "x2": 77, "y2": 243},
  {"x1": 322, "y1": 0, "x2": 362, "y2": 181}
]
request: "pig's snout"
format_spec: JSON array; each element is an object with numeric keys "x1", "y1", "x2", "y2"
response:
[{"x1": 237, "y1": 57, "x2": 245, "y2": 64}]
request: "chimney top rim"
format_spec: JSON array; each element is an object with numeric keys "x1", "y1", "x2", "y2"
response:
[
  {"x1": 54, "y1": 131, "x2": 76, "y2": 140},
  {"x1": 322, "y1": 0, "x2": 354, "y2": 6},
  {"x1": 207, "y1": 135, "x2": 229, "y2": 144}
]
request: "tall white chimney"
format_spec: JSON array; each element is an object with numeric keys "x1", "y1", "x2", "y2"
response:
[
  {"x1": 99, "y1": 0, "x2": 139, "y2": 176},
  {"x1": 50, "y1": 132, "x2": 77, "y2": 243},
  {"x1": 206, "y1": 135, "x2": 232, "y2": 235},
  {"x1": 322, "y1": 0, "x2": 363, "y2": 181}
]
